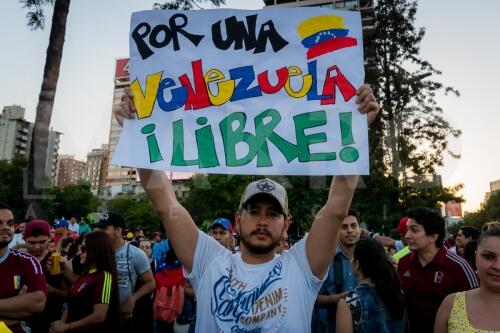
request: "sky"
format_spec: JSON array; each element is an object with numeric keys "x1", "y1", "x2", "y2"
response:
[{"x1": 0, "y1": 0, "x2": 499, "y2": 213}]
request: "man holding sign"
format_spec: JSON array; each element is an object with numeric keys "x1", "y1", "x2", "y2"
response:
[
  {"x1": 115, "y1": 83, "x2": 377, "y2": 332},
  {"x1": 114, "y1": 8, "x2": 378, "y2": 332}
]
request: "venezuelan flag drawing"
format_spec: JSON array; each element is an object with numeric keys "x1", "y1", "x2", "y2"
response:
[{"x1": 297, "y1": 15, "x2": 357, "y2": 60}]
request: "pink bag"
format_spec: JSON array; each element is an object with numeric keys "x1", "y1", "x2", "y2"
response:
[{"x1": 153, "y1": 284, "x2": 185, "y2": 323}]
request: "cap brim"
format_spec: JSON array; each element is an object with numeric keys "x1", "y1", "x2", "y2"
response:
[
  {"x1": 210, "y1": 222, "x2": 228, "y2": 230},
  {"x1": 241, "y1": 193, "x2": 286, "y2": 215}
]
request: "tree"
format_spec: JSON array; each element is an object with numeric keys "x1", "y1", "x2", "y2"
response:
[
  {"x1": 42, "y1": 181, "x2": 100, "y2": 221},
  {"x1": 373, "y1": 0, "x2": 461, "y2": 181},
  {"x1": 484, "y1": 192, "x2": 500, "y2": 222},
  {"x1": 180, "y1": 174, "x2": 253, "y2": 225},
  {"x1": 0, "y1": 156, "x2": 29, "y2": 220},
  {"x1": 105, "y1": 194, "x2": 162, "y2": 234},
  {"x1": 180, "y1": 174, "x2": 335, "y2": 239},
  {"x1": 268, "y1": 176, "x2": 330, "y2": 237},
  {"x1": 153, "y1": 0, "x2": 225, "y2": 10},
  {"x1": 351, "y1": 0, "x2": 463, "y2": 231},
  {"x1": 21, "y1": 0, "x2": 71, "y2": 219},
  {"x1": 461, "y1": 192, "x2": 500, "y2": 232}
]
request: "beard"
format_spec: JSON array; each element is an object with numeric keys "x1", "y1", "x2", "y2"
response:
[
  {"x1": 0, "y1": 240, "x2": 10, "y2": 249},
  {"x1": 240, "y1": 229, "x2": 282, "y2": 255}
]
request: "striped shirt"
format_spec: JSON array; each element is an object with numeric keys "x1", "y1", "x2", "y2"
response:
[
  {"x1": 67, "y1": 269, "x2": 114, "y2": 332},
  {"x1": 0, "y1": 249, "x2": 48, "y2": 333},
  {"x1": 0, "y1": 249, "x2": 48, "y2": 295},
  {"x1": 398, "y1": 246, "x2": 479, "y2": 333}
]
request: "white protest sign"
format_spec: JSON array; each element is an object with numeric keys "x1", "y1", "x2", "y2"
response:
[{"x1": 112, "y1": 8, "x2": 368, "y2": 175}]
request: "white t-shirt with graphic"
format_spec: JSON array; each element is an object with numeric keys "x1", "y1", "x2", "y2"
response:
[{"x1": 186, "y1": 231, "x2": 324, "y2": 333}]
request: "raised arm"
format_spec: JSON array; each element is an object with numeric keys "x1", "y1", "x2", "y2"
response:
[
  {"x1": 114, "y1": 88, "x2": 198, "y2": 271},
  {"x1": 307, "y1": 176, "x2": 359, "y2": 278},
  {"x1": 306, "y1": 84, "x2": 379, "y2": 278}
]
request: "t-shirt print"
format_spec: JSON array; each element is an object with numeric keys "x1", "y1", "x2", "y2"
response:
[{"x1": 211, "y1": 260, "x2": 289, "y2": 333}]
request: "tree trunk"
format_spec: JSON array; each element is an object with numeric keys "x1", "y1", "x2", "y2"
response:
[{"x1": 26, "y1": 0, "x2": 71, "y2": 218}]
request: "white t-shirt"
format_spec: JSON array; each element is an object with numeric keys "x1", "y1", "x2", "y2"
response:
[
  {"x1": 186, "y1": 231, "x2": 324, "y2": 333},
  {"x1": 8, "y1": 233, "x2": 24, "y2": 249},
  {"x1": 68, "y1": 222, "x2": 79, "y2": 234}
]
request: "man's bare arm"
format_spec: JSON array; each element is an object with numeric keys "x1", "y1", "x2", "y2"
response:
[
  {"x1": 307, "y1": 175, "x2": 359, "y2": 279},
  {"x1": 305, "y1": 84, "x2": 379, "y2": 279},
  {"x1": 138, "y1": 169, "x2": 199, "y2": 272},
  {"x1": 114, "y1": 88, "x2": 199, "y2": 272},
  {"x1": 0, "y1": 291, "x2": 46, "y2": 319},
  {"x1": 121, "y1": 268, "x2": 156, "y2": 318},
  {"x1": 132, "y1": 269, "x2": 155, "y2": 301}
]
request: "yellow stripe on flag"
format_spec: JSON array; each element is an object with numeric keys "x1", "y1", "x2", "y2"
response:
[{"x1": 297, "y1": 15, "x2": 346, "y2": 38}]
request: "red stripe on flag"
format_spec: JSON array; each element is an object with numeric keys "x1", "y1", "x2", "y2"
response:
[{"x1": 306, "y1": 37, "x2": 358, "y2": 60}]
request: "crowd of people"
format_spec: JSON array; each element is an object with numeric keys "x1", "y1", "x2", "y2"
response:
[
  {"x1": 1, "y1": 85, "x2": 499, "y2": 333},
  {"x1": 2, "y1": 202, "x2": 499, "y2": 333}
]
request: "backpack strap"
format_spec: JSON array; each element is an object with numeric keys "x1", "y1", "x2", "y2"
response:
[{"x1": 127, "y1": 243, "x2": 134, "y2": 289}]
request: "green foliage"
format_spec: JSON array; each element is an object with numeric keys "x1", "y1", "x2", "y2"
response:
[
  {"x1": 19, "y1": 0, "x2": 55, "y2": 30},
  {"x1": 153, "y1": 0, "x2": 225, "y2": 10},
  {"x1": 277, "y1": 176, "x2": 331, "y2": 237},
  {"x1": 352, "y1": 0, "x2": 463, "y2": 232},
  {"x1": 0, "y1": 156, "x2": 100, "y2": 222},
  {"x1": 463, "y1": 192, "x2": 500, "y2": 231},
  {"x1": 484, "y1": 192, "x2": 500, "y2": 221},
  {"x1": 105, "y1": 194, "x2": 162, "y2": 234},
  {"x1": 354, "y1": 175, "x2": 463, "y2": 232},
  {"x1": 0, "y1": 156, "x2": 29, "y2": 220},
  {"x1": 447, "y1": 221, "x2": 463, "y2": 236},
  {"x1": 181, "y1": 174, "x2": 334, "y2": 238},
  {"x1": 180, "y1": 174, "x2": 253, "y2": 225},
  {"x1": 42, "y1": 181, "x2": 101, "y2": 221},
  {"x1": 351, "y1": 173, "x2": 399, "y2": 232},
  {"x1": 462, "y1": 209, "x2": 487, "y2": 229},
  {"x1": 372, "y1": 0, "x2": 461, "y2": 179}
]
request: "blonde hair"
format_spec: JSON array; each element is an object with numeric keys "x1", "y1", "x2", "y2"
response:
[{"x1": 482, "y1": 221, "x2": 500, "y2": 233}]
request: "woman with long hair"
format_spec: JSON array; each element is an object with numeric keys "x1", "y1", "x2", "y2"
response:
[
  {"x1": 49, "y1": 231, "x2": 120, "y2": 333},
  {"x1": 435, "y1": 227, "x2": 500, "y2": 332},
  {"x1": 336, "y1": 237, "x2": 406, "y2": 333}
]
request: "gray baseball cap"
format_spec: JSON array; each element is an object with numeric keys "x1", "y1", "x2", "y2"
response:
[{"x1": 239, "y1": 178, "x2": 289, "y2": 215}]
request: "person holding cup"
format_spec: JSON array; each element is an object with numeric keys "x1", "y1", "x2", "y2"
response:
[{"x1": 50, "y1": 231, "x2": 120, "y2": 333}]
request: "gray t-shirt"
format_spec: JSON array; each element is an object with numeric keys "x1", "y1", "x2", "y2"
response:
[{"x1": 115, "y1": 242, "x2": 151, "y2": 304}]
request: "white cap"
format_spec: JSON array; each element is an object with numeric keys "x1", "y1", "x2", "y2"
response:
[{"x1": 239, "y1": 178, "x2": 289, "y2": 215}]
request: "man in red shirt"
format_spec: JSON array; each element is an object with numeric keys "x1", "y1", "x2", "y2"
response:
[
  {"x1": 52, "y1": 219, "x2": 78, "y2": 247},
  {"x1": 0, "y1": 202, "x2": 48, "y2": 333},
  {"x1": 398, "y1": 207, "x2": 479, "y2": 333},
  {"x1": 24, "y1": 219, "x2": 68, "y2": 332}
]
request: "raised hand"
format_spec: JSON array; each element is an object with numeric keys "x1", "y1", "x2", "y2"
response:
[
  {"x1": 356, "y1": 84, "x2": 379, "y2": 125},
  {"x1": 113, "y1": 86, "x2": 136, "y2": 127}
]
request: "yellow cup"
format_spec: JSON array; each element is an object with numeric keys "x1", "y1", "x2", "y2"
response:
[{"x1": 50, "y1": 252, "x2": 61, "y2": 275}]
